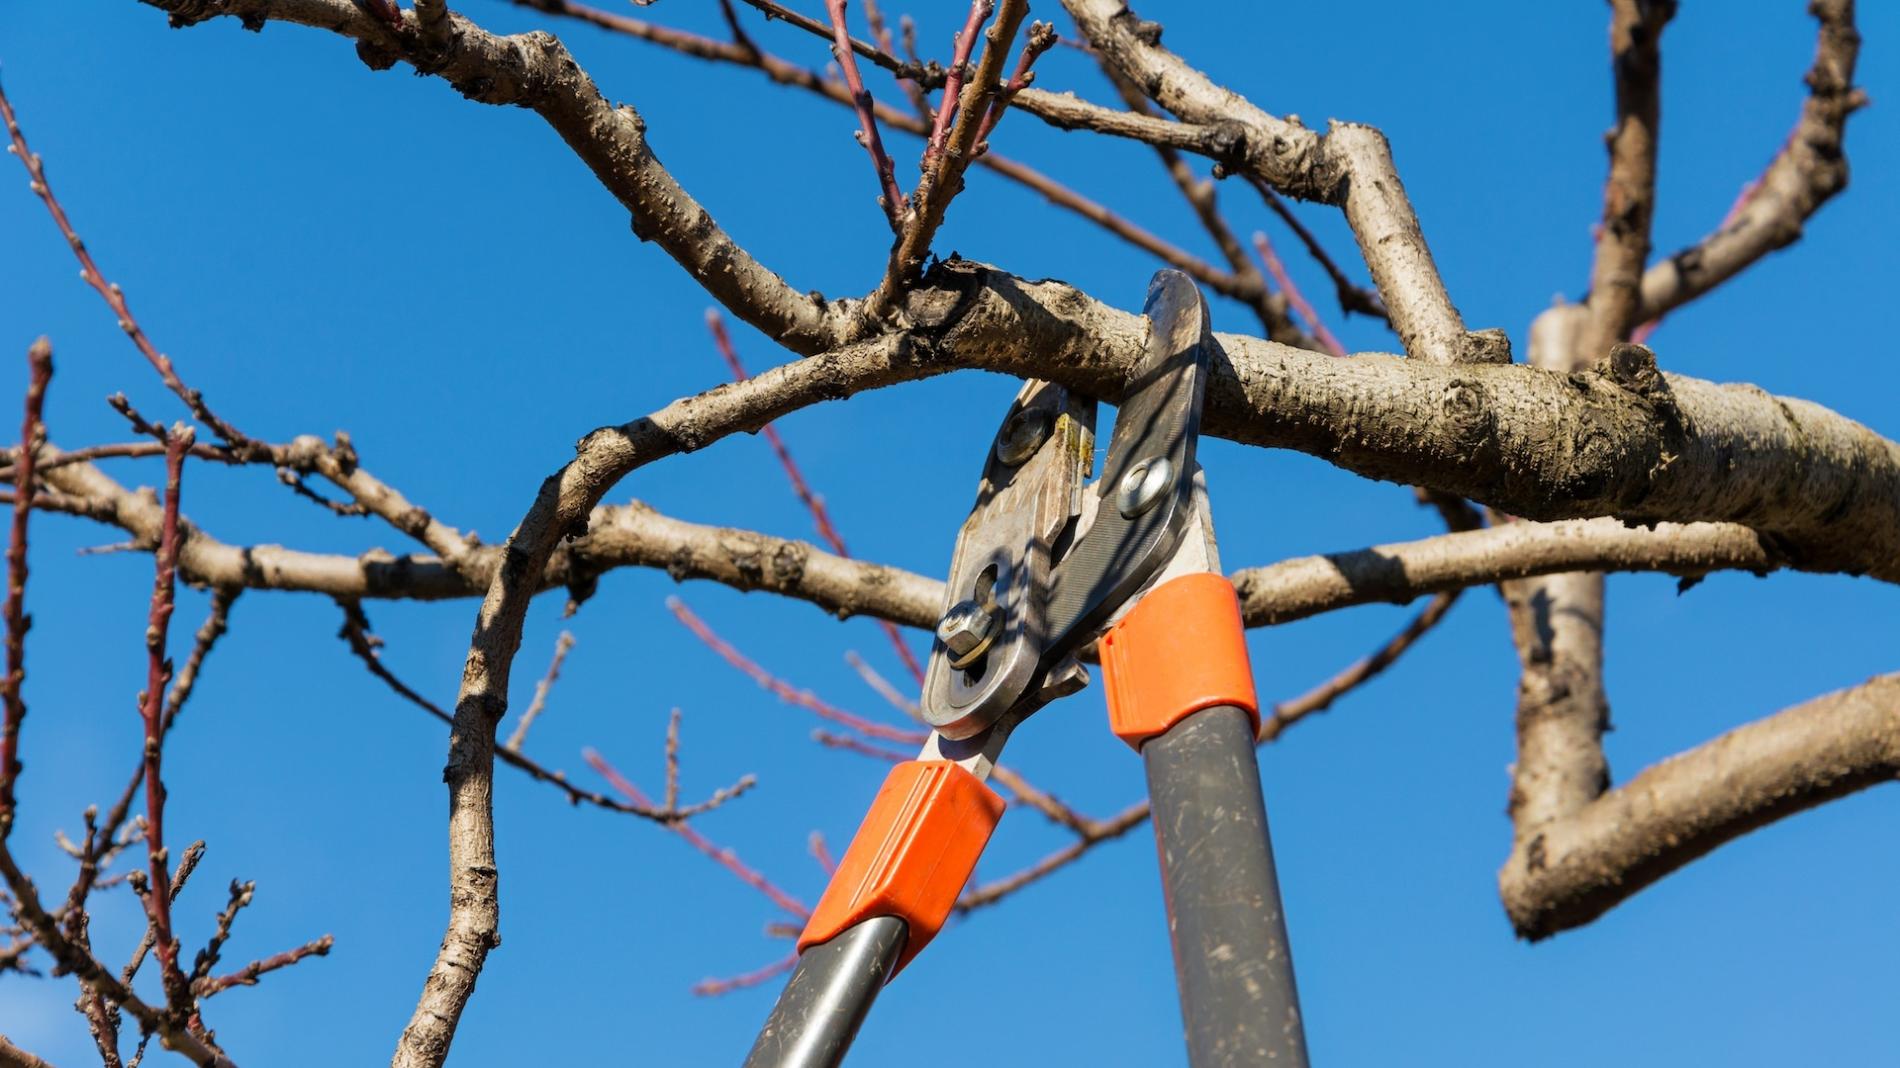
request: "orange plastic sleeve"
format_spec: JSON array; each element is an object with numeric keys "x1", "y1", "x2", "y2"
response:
[
  {"x1": 797, "y1": 760, "x2": 1005, "y2": 975},
  {"x1": 1099, "y1": 572, "x2": 1259, "y2": 749}
]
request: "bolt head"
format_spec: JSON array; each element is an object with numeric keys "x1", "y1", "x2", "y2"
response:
[
  {"x1": 1116, "y1": 455, "x2": 1175, "y2": 518},
  {"x1": 936, "y1": 599, "x2": 996, "y2": 660},
  {"x1": 994, "y1": 408, "x2": 1053, "y2": 466}
]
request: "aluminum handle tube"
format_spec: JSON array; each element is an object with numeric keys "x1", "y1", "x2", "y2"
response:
[
  {"x1": 1142, "y1": 704, "x2": 1309, "y2": 1068},
  {"x1": 742, "y1": 916, "x2": 906, "y2": 1068}
]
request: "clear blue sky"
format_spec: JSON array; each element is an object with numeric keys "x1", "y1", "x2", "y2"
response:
[{"x1": 3, "y1": 2, "x2": 1897, "y2": 1065}]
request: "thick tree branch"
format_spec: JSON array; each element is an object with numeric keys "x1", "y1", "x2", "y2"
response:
[
  {"x1": 24, "y1": 266, "x2": 1900, "y2": 608},
  {"x1": 1230, "y1": 517, "x2": 1795, "y2": 627},
  {"x1": 1507, "y1": 0, "x2": 1672, "y2": 888},
  {"x1": 1500, "y1": 672, "x2": 1900, "y2": 939}
]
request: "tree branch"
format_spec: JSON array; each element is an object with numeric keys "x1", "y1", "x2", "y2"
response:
[
  {"x1": 1637, "y1": 0, "x2": 1862, "y2": 323},
  {"x1": 1500, "y1": 672, "x2": 1900, "y2": 939},
  {"x1": 1062, "y1": 0, "x2": 1472, "y2": 363}
]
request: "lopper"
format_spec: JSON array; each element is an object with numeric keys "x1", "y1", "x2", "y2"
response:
[{"x1": 744, "y1": 271, "x2": 1309, "y2": 1068}]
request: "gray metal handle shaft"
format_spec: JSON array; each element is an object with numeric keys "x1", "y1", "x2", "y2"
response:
[
  {"x1": 1143, "y1": 705, "x2": 1309, "y2": 1068},
  {"x1": 742, "y1": 916, "x2": 906, "y2": 1068}
]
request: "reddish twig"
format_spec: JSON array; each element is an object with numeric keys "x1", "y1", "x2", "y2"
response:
[
  {"x1": 1258, "y1": 591, "x2": 1461, "y2": 742},
  {"x1": 1252, "y1": 178, "x2": 1391, "y2": 322},
  {"x1": 843, "y1": 650, "x2": 920, "y2": 720},
  {"x1": 704, "y1": 312, "x2": 926, "y2": 685},
  {"x1": 667, "y1": 596, "x2": 926, "y2": 745},
  {"x1": 974, "y1": 20, "x2": 1056, "y2": 152},
  {"x1": 0, "y1": 80, "x2": 252, "y2": 452},
  {"x1": 503, "y1": 630, "x2": 575, "y2": 752},
  {"x1": 862, "y1": 0, "x2": 931, "y2": 122},
  {"x1": 584, "y1": 748, "x2": 811, "y2": 919},
  {"x1": 1253, "y1": 231, "x2": 1347, "y2": 357},
  {"x1": 663, "y1": 708, "x2": 683, "y2": 812},
  {"x1": 924, "y1": 0, "x2": 994, "y2": 167},
  {"x1": 958, "y1": 801, "x2": 1150, "y2": 910},
  {"x1": 807, "y1": 831, "x2": 837, "y2": 876},
  {"x1": 824, "y1": 0, "x2": 907, "y2": 229},
  {"x1": 192, "y1": 935, "x2": 334, "y2": 997},
  {"x1": 0, "y1": 339, "x2": 51, "y2": 835},
  {"x1": 811, "y1": 728, "x2": 910, "y2": 763},
  {"x1": 137, "y1": 426, "x2": 192, "y2": 993},
  {"x1": 691, "y1": 950, "x2": 798, "y2": 997}
]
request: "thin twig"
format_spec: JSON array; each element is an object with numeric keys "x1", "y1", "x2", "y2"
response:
[
  {"x1": 0, "y1": 81, "x2": 252, "y2": 452},
  {"x1": 0, "y1": 340, "x2": 51, "y2": 835},
  {"x1": 584, "y1": 749, "x2": 810, "y2": 918},
  {"x1": 705, "y1": 312, "x2": 925, "y2": 685},
  {"x1": 136, "y1": 427, "x2": 193, "y2": 999},
  {"x1": 922, "y1": 0, "x2": 993, "y2": 167},
  {"x1": 667, "y1": 596, "x2": 925, "y2": 744},
  {"x1": 663, "y1": 709, "x2": 682, "y2": 813},
  {"x1": 807, "y1": 831, "x2": 836, "y2": 876},
  {"x1": 973, "y1": 20, "x2": 1056, "y2": 153},
  {"x1": 1251, "y1": 178, "x2": 1390, "y2": 322},
  {"x1": 843, "y1": 650, "x2": 920, "y2": 721},
  {"x1": 1252, "y1": 230, "x2": 1347, "y2": 356},
  {"x1": 1258, "y1": 591, "x2": 1461, "y2": 741},
  {"x1": 824, "y1": 0, "x2": 906, "y2": 229},
  {"x1": 690, "y1": 951, "x2": 797, "y2": 997},
  {"x1": 503, "y1": 630, "x2": 574, "y2": 752},
  {"x1": 337, "y1": 603, "x2": 750, "y2": 821},
  {"x1": 191, "y1": 935, "x2": 334, "y2": 998},
  {"x1": 810, "y1": 729, "x2": 910, "y2": 763}
]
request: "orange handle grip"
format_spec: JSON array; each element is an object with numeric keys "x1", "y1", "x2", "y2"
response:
[
  {"x1": 1099, "y1": 573, "x2": 1259, "y2": 749},
  {"x1": 797, "y1": 760, "x2": 1005, "y2": 976}
]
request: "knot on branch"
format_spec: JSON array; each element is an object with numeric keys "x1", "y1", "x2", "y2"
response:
[
  {"x1": 1599, "y1": 343, "x2": 1661, "y2": 396},
  {"x1": 1596, "y1": 342, "x2": 1682, "y2": 443},
  {"x1": 1460, "y1": 328, "x2": 1514, "y2": 365},
  {"x1": 1438, "y1": 378, "x2": 1495, "y2": 454}
]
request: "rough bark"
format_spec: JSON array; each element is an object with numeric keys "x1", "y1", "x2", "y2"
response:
[{"x1": 1501, "y1": 673, "x2": 1900, "y2": 938}]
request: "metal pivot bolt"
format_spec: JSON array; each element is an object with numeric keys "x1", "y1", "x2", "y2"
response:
[
  {"x1": 1116, "y1": 456, "x2": 1174, "y2": 518},
  {"x1": 994, "y1": 408, "x2": 1053, "y2": 466},
  {"x1": 936, "y1": 599, "x2": 998, "y2": 670}
]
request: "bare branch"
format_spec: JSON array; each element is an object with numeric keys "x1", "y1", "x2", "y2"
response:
[
  {"x1": 1501, "y1": 672, "x2": 1900, "y2": 939},
  {"x1": 0, "y1": 81, "x2": 251, "y2": 449},
  {"x1": 1257, "y1": 591, "x2": 1459, "y2": 742},
  {"x1": 135, "y1": 427, "x2": 193, "y2": 1004},
  {"x1": 1063, "y1": 0, "x2": 1472, "y2": 363},
  {"x1": 583, "y1": 750, "x2": 808, "y2": 918},
  {"x1": 1232, "y1": 517, "x2": 1792, "y2": 628},
  {"x1": 191, "y1": 935, "x2": 334, "y2": 998},
  {"x1": 706, "y1": 311, "x2": 926, "y2": 684},
  {"x1": 502, "y1": 631, "x2": 574, "y2": 753},
  {"x1": 337, "y1": 603, "x2": 738, "y2": 822},
  {"x1": 1252, "y1": 230, "x2": 1345, "y2": 356},
  {"x1": 0, "y1": 340, "x2": 51, "y2": 836},
  {"x1": 667, "y1": 597, "x2": 924, "y2": 744},
  {"x1": 824, "y1": 0, "x2": 907, "y2": 229},
  {"x1": 1638, "y1": 0, "x2": 1863, "y2": 323},
  {"x1": 876, "y1": 0, "x2": 1027, "y2": 310}
]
